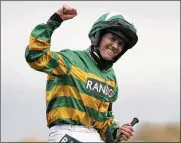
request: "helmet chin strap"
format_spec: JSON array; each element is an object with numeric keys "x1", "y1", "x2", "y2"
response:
[
  {"x1": 89, "y1": 45, "x2": 113, "y2": 70},
  {"x1": 92, "y1": 48, "x2": 101, "y2": 59}
]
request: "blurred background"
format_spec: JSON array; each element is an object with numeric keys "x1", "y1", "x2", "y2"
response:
[{"x1": 1, "y1": 1, "x2": 180, "y2": 142}]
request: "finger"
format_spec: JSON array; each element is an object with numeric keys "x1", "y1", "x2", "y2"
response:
[
  {"x1": 121, "y1": 127, "x2": 134, "y2": 136},
  {"x1": 63, "y1": 9, "x2": 71, "y2": 14},
  {"x1": 122, "y1": 123, "x2": 132, "y2": 126},
  {"x1": 73, "y1": 8, "x2": 77, "y2": 13},
  {"x1": 121, "y1": 135, "x2": 128, "y2": 141},
  {"x1": 117, "y1": 126, "x2": 133, "y2": 134},
  {"x1": 65, "y1": 5, "x2": 75, "y2": 11},
  {"x1": 119, "y1": 127, "x2": 133, "y2": 137},
  {"x1": 62, "y1": 5, "x2": 73, "y2": 13},
  {"x1": 121, "y1": 125, "x2": 134, "y2": 132},
  {"x1": 67, "y1": 8, "x2": 76, "y2": 14},
  {"x1": 63, "y1": 9, "x2": 76, "y2": 15},
  {"x1": 62, "y1": 4, "x2": 71, "y2": 10},
  {"x1": 120, "y1": 129, "x2": 133, "y2": 137},
  {"x1": 64, "y1": 14, "x2": 77, "y2": 19}
]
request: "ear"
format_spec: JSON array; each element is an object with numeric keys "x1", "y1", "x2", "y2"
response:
[{"x1": 90, "y1": 36, "x2": 97, "y2": 46}]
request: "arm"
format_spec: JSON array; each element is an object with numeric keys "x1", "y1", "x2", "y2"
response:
[
  {"x1": 99, "y1": 105, "x2": 134, "y2": 143},
  {"x1": 25, "y1": 4, "x2": 77, "y2": 75},
  {"x1": 98, "y1": 103, "x2": 120, "y2": 143},
  {"x1": 99, "y1": 102, "x2": 134, "y2": 142}
]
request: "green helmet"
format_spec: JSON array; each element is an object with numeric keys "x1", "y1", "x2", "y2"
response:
[{"x1": 88, "y1": 12, "x2": 138, "y2": 61}]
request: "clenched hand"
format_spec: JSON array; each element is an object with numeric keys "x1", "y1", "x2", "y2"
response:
[
  {"x1": 116, "y1": 123, "x2": 134, "y2": 141},
  {"x1": 56, "y1": 4, "x2": 77, "y2": 21}
]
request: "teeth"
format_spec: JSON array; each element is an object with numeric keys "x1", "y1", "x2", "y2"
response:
[
  {"x1": 108, "y1": 49, "x2": 114, "y2": 54},
  {"x1": 107, "y1": 47, "x2": 115, "y2": 54}
]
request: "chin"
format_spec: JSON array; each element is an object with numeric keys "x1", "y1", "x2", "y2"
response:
[
  {"x1": 101, "y1": 53, "x2": 112, "y2": 60},
  {"x1": 103, "y1": 56, "x2": 112, "y2": 60}
]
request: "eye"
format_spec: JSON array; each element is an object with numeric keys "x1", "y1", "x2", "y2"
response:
[
  {"x1": 119, "y1": 42, "x2": 124, "y2": 47},
  {"x1": 110, "y1": 37, "x2": 116, "y2": 41}
]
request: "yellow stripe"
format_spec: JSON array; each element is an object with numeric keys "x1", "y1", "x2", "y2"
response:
[
  {"x1": 69, "y1": 65, "x2": 87, "y2": 83},
  {"x1": 69, "y1": 65, "x2": 116, "y2": 87},
  {"x1": 96, "y1": 118, "x2": 115, "y2": 142},
  {"x1": 52, "y1": 53, "x2": 67, "y2": 75},
  {"x1": 80, "y1": 93, "x2": 109, "y2": 112},
  {"x1": 88, "y1": 73, "x2": 116, "y2": 87},
  {"x1": 29, "y1": 35, "x2": 50, "y2": 50},
  {"x1": 47, "y1": 74, "x2": 55, "y2": 80},
  {"x1": 46, "y1": 85, "x2": 109, "y2": 112},
  {"x1": 47, "y1": 107, "x2": 107, "y2": 129},
  {"x1": 46, "y1": 85, "x2": 81, "y2": 102},
  {"x1": 28, "y1": 51, "x2": 51, "y2": 70},
  {"x1": 105, "y1": 80, "x2": 116, "y2": 87}
]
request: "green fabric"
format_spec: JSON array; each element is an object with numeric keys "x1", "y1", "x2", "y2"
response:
[
  {"x1": 105, "y1": 122, "x2": 120, "y2": 143},
  {"x1": 95, "y1": 12, "x2": 109, "y2": 23},
  {"x1": 25, "y1": 17, "x2": 119, "y2": 143},
  {"x1": 46, "y1": 96, "x2": 108, "y2": 122},
  {"x1": 25, "y1": 46, "x2": 50, "y2": 62},
  {"x1": 88, "y1": 12, "x2": 137, "y2": 38},
  {"x1": 46, "y1": 73, "x2": 118, "y2": 102},
  {"x1": 107, "y1": 15, "x2": 125, "y2": 21}
]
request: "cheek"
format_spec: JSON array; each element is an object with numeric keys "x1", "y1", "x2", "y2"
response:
[
  {"x1": 99, "y1": 37, "x2": 109, "y2": 48},
  {"x1": 118, "y1": 48, "x2": 123, "y2": 54},
  {"x1": 99, "y1": 42, "x2": 107, "y2": 52},
  {"x1": 114, "y1": 48, "x2": 123, "y2": 56},
  {"x1": 99, "y1": 47, "x2": 107, "y2": 56}
]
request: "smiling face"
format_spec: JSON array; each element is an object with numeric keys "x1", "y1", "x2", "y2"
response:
[{"x1": 99, "y1": 33, "x2": 125, "y2": 60}]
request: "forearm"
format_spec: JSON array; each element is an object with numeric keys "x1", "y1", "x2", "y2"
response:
[
  {"x1": 97, "y1": 108, "x2": 119, "y2": 142},
  {"x1": 25, "y1": 13, "x2": 67, "y2": 74},
  {"x1": 99, "y1": 120, "x2": 119, "y2": 143},
  {"x1": 25, "y1": 12, "x2": 63, "y2": 60}
]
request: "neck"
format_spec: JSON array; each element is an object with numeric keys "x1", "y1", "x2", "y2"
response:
[{"x1": 88, "y1": 45, "x2": 113, "y2": 70}]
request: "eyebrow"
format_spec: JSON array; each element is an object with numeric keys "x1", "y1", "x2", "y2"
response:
[{"x1": 109, "y1": 33, "x2": 124, "y2": 43}]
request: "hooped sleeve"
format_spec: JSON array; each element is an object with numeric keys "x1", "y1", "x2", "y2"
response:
[{"x1": 25, "y1": 13, "x2": 70, "y2": 75}]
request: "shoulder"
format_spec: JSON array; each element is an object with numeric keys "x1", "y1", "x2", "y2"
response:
[
  {"x1": 105, "y1": 67, "x2": 117, "y2": 79},
  {"x1": 57, "y1": 49, "x2": 87, "y2": 65},
  {"x1": 58, "y1": 49, "x2": 86, "y2": 56}
]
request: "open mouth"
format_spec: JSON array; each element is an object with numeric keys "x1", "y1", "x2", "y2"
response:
[{"x1": 107, "y1": 47, "x2": 116, "y2": 55}]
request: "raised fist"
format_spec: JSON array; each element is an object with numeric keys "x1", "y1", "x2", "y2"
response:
[{"x1": 56, "y1": 4, "x2": 77, "y2": 21}]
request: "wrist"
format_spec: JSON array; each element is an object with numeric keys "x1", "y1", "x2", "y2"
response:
[
  {"x1": 113, "y1": 128, "x2": 119, "y2": 139},
  {"x1": 50, "y1": 12, "x2": 63, "y2": 24},
  {"x1": 46, "y1": 13, "x2": 62, "y2": 31}
]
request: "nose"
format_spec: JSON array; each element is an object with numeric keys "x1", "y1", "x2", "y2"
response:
[{"x1": 112, "y1": 41, "x2": 119, "y2": 49}]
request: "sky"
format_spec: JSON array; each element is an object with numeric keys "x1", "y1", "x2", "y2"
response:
[{"x1": 1, "y1": 1, "x2": 180, "y2": 142}]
